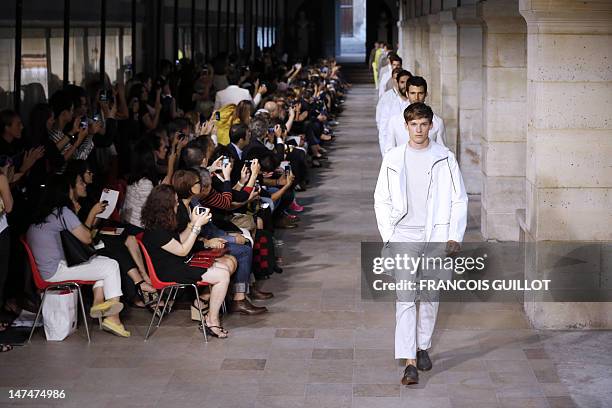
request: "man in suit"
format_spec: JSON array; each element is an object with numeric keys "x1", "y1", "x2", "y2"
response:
[
  {"x1": 227, "y1": 124, "x2": 250, "y2": 185},
  {"x1": 214, "y1": 70, "x2": 267, "y2": 111}
]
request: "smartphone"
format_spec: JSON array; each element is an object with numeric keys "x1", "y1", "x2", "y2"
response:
[
  {"x1": 268, "y1": 127, "x2": 275, "y2": 133},
  {"x1": 214, "y1": 111, "x2": 221, "y2": 121},
  {"x1": 284, "y1": 164, "x2": 292, "y2": 174},
  {"x1": 92, "y1": 114, "x2": 101, "y2": 122},
  {"x1": 99, "y1": 90, "x2": 108, "y2": 102},
  {"x1": 199, "y1": 113, "x2": 206, "y2": 125},
  {"x1": 177, "y1": 131, "x2": 186, "y2": 141},
  {"x1": 195, "y1": 206, "x2": 209, "y2": 216},
  {"x1": 222, "y1": 156, "x2": 230, "y2": 167},
  {"x1": 79, "y1": 118, "x2": 89, "y2": 129}
]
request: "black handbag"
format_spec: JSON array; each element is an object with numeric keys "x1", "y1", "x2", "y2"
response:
[{"x1": 60, "y1": 214, "x2": 96, "y2": 267}]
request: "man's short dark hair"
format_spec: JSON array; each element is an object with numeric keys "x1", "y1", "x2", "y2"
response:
[
  {"x1": 48, "y1": 90, "x2": 73, "y2": 119},
  {"x1": 404, "y1": 103, "x2": 434, "y2": 124},
  {"x1": 181, "y1": 141, "x2": 205, "y2": 169},
  {"x1": 389, "y1": 54, "x2": 403, "y2": 65},
  {"x1": 407, "y1": 76, "x2": 428, "y2": 93},
  {"x1": 396, "y1": 70, "x2": 412, "y2": 82},
  {"x1": 229, "y1": 123, "x2": 248, "y2": 144},
  {"x1": 227, "y1": 69, "x2": 242, "y2": 85}
]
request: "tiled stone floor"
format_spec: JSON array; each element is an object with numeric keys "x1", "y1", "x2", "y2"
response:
[{"x1": 1, "y1": 85, "x2": 611, "y2": 407}]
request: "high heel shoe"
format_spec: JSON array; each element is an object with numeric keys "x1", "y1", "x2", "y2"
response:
[
  {"x1": 203, "y1": 319, "x2": 228, "y2": 338},
  {"x1": 135, "y1": 281, "x2": 158, "y2": 306},
  {"x1": 190, "y1": 299, "x2": 210, "y2": 321}
]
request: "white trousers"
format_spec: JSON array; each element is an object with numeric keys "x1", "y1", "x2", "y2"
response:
[
  {"x1": 48, "y1": 255, "x2": 123, "y2": 300},
  {"x1": 391, "y1": 227, "x2": 440, "y2": 360},
  {"x1": 395, "y1": 300, "x2": 439, "y2": 359}
]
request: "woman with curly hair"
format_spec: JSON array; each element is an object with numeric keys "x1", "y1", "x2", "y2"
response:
[{"x1": 141, "y1": 184, "x2": 231, "y2": 338}]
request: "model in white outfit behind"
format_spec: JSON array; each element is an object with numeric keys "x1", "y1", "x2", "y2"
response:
[
  {"x1": 375, "y1": 70, "x2": 412, "y2": 155},
  {"x1": 374, "y1": 102, "x2": 468, "y2": 385},
  {"x1": 378, "y1": 54, "x2": 402, "y2": 100}
]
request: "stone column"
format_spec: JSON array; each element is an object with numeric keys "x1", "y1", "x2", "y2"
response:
[
  {"x1": 519, "y1": 0, "x2": 612, "y2": 328},
  {"x1": 414, "y1": 16, "x2": 430, "y2": 80},
  {"x1": 426, "y1": 13, "x2": 442, "y2": 115},
  {"x1": 479, "y1": 0, "x2": 527, "y2": 241},
  {"x1": 439, "y1": 8, "x2": 458, "y2": 153},
  {"x1": 455, "y1": 0, "x2": 483, "y2": 195}
]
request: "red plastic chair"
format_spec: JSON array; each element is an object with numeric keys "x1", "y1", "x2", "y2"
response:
[
  {"x1": 135, "y1": 236, "x2": 213, "y2": 342},
  {"x1": 20, "y1": 236, "x2": 96, "y2": 343}
]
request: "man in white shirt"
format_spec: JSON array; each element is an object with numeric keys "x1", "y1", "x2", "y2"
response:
[
  {"x1": 376, "y1": 69, "x2": 412, "y2": 155},
  {"x1": 214, "y1": 70, "x2": 267, "y2": 110},
  {"x1": 374, "y1": 102, "x2": 468, "y2": 386},
  {"x1": 378, "y1": 54, "x2": 403, "y2": 100},
  {"x1": 382, "y1": 76, "x2": 446, "y2": 154}
]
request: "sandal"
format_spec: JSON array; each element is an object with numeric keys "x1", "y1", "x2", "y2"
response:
[
  {"x1": 0, "y1": 344, "x2": 13, "y2": 352},
  {"x1": 135, "y1": 280, "x2": 159, "y2": 306},
  {"x1": 190, "y1": 298, "x2": 210, "y2": 321},
  {"x1": 203, "y1": 319, "x2": 228, "y2": 338}
]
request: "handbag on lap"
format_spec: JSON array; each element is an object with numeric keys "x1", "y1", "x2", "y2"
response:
[{"x1": 60, "y1": 215, "x2": 96, "y2": 267}]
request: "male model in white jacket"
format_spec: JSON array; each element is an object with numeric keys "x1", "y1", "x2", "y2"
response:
[
  {"x1": 374, "y1": 103, "x2": 468, "y2": 385},
  {"x1": 378, "y1": 54, "x2": 403, "y2": 100},
  {"x1": 381, "y1": 76, "x2": 446, "y2": 154},
  {"x1": 375, "y1": 69, "x2": 412, "y2": 155}
]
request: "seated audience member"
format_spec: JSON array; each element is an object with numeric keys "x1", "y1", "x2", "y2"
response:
[
  {"x1": 26, "y1": 175, "x2": 130, "y2": 337},
  {"x1": 48, "y1": 91, "x2": 93, "y2": 164},
  {"x1": 230, "y1": 100, "x2": 255, "y2": 127},
  {"x1": 0, "y1": 171, "x2": 13, "y2": 350},
  {"x1": 122, "y1": 133, "x2": 182, "y2": 230},
  {"x1": 172, "y1": 169, "x2": 268, "y2": 315},
  {"x1": 141, "y1": 184, "x2": 231, "y2": 338},
  {"x1": 0, "y1": 109, "x2": 45, "y2": 184},
  {"x1": 227, "y1": 124, "x2": 250, "y2": 184},
  {"x1": 65, "y1": 163, "x2": 159, "y2": 309}
]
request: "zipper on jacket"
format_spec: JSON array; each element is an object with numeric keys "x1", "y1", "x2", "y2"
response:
[{"x1": 393, "y1": 156, "x2": 448, "y2": 229}]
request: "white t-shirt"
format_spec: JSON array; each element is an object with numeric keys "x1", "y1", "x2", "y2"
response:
[
  {"x1": 397, "y1": 144, "x2": 436, "y2": 229},
  {"x1": 122, "y1": 178, "x2": 154, "y2": 228}
]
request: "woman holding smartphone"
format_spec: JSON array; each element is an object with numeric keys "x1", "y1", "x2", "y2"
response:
[{"x1": 141, "y1": 184, "x2": 231, "y2": 338}]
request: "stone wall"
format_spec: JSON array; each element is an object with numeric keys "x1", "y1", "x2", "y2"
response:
[
  {"x1": 519, "y1": 0, "x2": 612, "y2": 329},
  {"x1": 397, "y1": 0, "x2": 612, "y2": 328}
]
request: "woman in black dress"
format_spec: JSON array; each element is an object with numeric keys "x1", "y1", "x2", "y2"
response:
[{"x1": 141, "y1": 184, "x2": 231, "y2": 338}]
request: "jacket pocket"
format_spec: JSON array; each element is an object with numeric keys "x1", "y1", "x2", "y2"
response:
[{"x1": 430, "y1": 223, "x2": 450, "y2": 242}]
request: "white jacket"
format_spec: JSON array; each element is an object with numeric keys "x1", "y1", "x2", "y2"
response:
[
  {"x1": 383, "y1": 112, "x2": 446, "y2": 154},
  {"x1": 378, "y1": 68, "x2": 392, "y2": 100},
  {"x1": 375, "y1": 89, "x2": 410, "y2": 155},
  {"x1": 214, "y1": 85, "x2": 262, "y2": 110},
  {"x1": 374, "y1": 142, "x2": 468, "y2": 244}
]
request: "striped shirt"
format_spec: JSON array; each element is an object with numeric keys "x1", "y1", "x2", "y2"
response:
[
  {"x1": 200, "y1": 180, "x2": 232, "y2": 210},
  {"x1": 49, "y1": 129, "x2": 94, "y2": 162}
]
